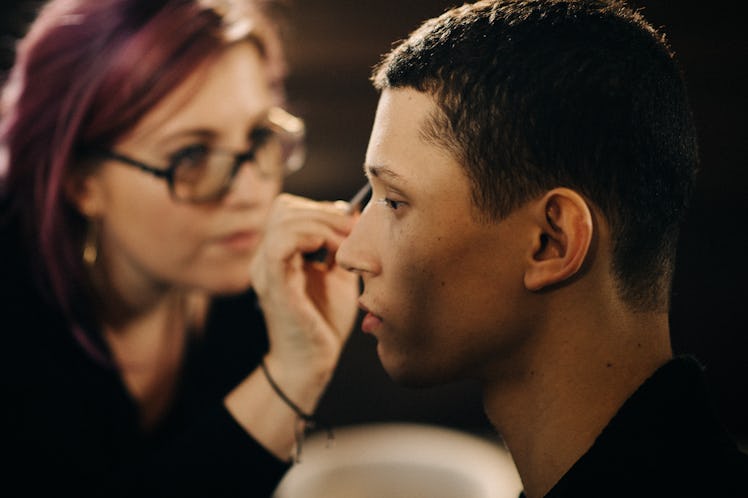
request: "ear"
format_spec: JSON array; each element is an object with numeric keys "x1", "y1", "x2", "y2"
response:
[
  {"x1": 63, "y1": 168, "x2": 105, "y2": 218},
  {"x1": 524, "y1": 188, "x2": 593, "y2": 292}
]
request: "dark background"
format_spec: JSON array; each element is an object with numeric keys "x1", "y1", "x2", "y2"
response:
[{"x1": 2, "y1": 1, "x2": 746, "y2": 443}]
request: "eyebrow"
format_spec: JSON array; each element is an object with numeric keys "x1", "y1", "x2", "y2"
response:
[
  {"x1": 364, "y1": 164, "x2": 407, "y2": 185},
  {"x1": 155, "y1": 129, "x2": 217, "y2": 150},
  {"x1": 154, "y1": 109, "x2": 272, "y2": 150}
]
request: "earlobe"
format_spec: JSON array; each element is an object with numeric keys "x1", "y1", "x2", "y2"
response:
[
  {"x1": 524, "y1": 188, "x2": 593, "y2": 292},
  {"x1": 64, "y1": 170, "x2": 103, "y2": 218}
]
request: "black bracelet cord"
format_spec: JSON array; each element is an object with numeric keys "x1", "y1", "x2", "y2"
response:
[{"x1": 259, "y1": 359, "x2": 334, "y2": 462}]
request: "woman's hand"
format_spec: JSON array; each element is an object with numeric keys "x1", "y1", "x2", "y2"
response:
[
  {"x1": 225, "y1": 193, "x2": 359, "y2": 460},
  {"x1": 249, "y1": 193, "x2": 360, "y2": 405}
]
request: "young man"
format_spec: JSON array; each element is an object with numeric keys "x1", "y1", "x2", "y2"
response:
[{"x1": 335, "y1": 1, "x2": 748, "y2": 496}]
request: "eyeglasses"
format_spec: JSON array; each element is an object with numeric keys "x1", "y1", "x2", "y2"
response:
[{"x1": 87, "y1": 107, "x2": 305, "y2": 203}]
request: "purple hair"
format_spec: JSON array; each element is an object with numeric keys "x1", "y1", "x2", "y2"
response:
[{"x1": 0, "y1": 0, "x2": 282, "y2": 360}]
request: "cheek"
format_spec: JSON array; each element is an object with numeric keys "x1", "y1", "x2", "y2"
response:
[
  {"x1": 392, "y1": 252, "x2": 472, "y2": 343},
  {"x1": 386, "y1": 218, "x2": 475, "y2": 313},
  {"x1": 380, "y1": 231, "x2": 452, "y2": 348},
  {"x1": 380, "y1": 258, "x2": 489, "y2": 385},
  {"x1": 380, "y1": 223, "x2": 528, "y2": 376},
  {"x1": 100, "y1": 175, "x2": 207, "y2": 275}
]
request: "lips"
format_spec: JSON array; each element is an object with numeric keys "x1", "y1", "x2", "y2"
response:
[
  {"x1": 359, "y1": 301, "x2": 383, "y2": 333},
  {"x1": 217, "y1": 230, "x2": 259, "y2": 251}
]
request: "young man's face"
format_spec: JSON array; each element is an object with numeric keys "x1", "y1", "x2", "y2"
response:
[{"x1": 337, "y1": 88, "x2": 535, "y2": 386}]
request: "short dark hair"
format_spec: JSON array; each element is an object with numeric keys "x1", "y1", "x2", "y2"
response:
[{"x1": 372, "y1": 0, "x2": 698, "y2": 312}]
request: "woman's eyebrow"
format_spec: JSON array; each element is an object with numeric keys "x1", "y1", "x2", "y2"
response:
[
  {"x1": 153, "y1": 110, "x2": 271, "y2": 149},
  {"x1": 154, "y1": 128, "x2": 217, "y2": 149}
]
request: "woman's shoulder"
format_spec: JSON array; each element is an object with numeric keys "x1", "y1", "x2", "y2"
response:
[
  {"x1": 1, "y1": 214, "x2": 33, "y2": 301},
  {"x1": 0, "y1": 211, "x2": 79, "y2": 369}
]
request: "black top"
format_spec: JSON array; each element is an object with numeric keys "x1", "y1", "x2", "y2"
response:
[
  {"x1": 523, "y1": 356, "x2": 748, "y2": 498},
  {"x1": 0, "y1": 218, "x2": 290, "y2": 496}
]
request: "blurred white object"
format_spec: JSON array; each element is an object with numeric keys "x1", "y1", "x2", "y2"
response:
[{"x1": 273, "y1": 422, "x2": 523, "y2": 498}]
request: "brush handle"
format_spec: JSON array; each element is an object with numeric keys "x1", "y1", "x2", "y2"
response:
[{"x1": 303, "y1": 247, "x2": 329, "y2": 263}]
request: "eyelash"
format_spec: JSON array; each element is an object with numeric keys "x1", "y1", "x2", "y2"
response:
[
  {"x1": 375, "y1": 197, "x2": 404, "y2": 210},
  {"x1": 170, "y1": 143, "x2": 208, "y2": 164}
]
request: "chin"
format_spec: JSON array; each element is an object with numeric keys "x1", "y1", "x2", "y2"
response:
[
  {"x1": 201, "y1": 276, "x2": 253, "y2": 296},
  {"x1": 379, "y1": 348, "x2": 450, "y2": 389},
  {"x1": 387, "y1": 369, "x2": 450, "y2": 389}
]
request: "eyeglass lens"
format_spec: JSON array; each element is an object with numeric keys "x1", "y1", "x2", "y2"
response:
[{"x1": 171, "y1": 123, "x2": 300, "y2": 202}]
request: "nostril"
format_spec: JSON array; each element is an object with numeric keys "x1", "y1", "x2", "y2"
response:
[{"x1": 335, "y1": 251, "x2": 364, "y2": 275}]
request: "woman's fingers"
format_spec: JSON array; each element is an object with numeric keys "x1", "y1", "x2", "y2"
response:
[{"x1": 256, "y1": 194, "x2": 355, "y2": 264}]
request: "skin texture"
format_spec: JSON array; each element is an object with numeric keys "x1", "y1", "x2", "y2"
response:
[
  {"x1": 337, "y1": 87, "x2": 672, "y2": 497},
  {"x1": 338, "y1": 89, "x2": 534, "y2": 386},
  {"x1": 67, "y1": 42, "x2": 359, "y2": 458}
]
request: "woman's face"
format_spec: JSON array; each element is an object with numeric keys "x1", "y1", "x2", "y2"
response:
[{"x1": 74, "y1": 42, "x2": 281, "y2": 296}]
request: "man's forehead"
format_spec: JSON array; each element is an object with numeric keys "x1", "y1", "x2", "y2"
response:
[
  {"x1": 376, "y1": 87, "x2": 438, "y2": 119},
  {"x1": 366, "y1": 88, "x2": 438, "y2": 158}
]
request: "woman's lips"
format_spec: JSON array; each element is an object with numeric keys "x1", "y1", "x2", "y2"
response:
[{"x1": 217, "y1": 230, "x2": 259, "y2": 251}]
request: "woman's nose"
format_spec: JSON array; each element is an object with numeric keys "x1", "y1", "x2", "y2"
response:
[{"x1": 224, "y1": 158, "x2": 281, "y2": 207}]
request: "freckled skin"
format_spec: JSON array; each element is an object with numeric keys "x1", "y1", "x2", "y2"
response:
[{"x1": 338, "y1": 89, "x2": 537, "y2": 386}]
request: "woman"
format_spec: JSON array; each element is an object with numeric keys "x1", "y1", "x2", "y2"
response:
[{"x1": 0, "y1": 0, "x2": 359, "y2": 496}]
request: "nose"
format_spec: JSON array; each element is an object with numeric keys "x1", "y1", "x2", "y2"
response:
[
  {"x1": 335, "y1": 208, "x2": 380, "y2": 276},
  {"x1": 223, "y1": 157, "x2": 280, "y2": 207}
]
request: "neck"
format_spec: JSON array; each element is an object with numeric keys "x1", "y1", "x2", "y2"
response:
[
  {"x1": 85, "y1": 245, "x2": 215, "y2": 428},
  {"x1": 102, "y1": 291, "x2": 189, "y2": 429},
  {"x1": 482, "y1": 306, "x2": 672, "y2": 498},
  {"x1": 88, "y1": 255, "x2": 197, "y2": 428},
  {"x1": 87, "y1": 250, "x2": 173, "y2": 327}
]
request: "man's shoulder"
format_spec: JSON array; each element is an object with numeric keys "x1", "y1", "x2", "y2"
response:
[{"x1": 546, "y1": 357, "x2": 748, "y2": 497}]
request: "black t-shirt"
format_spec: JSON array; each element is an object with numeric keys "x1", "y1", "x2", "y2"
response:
[{"x1": 521, "y1": 357, "x2": 748, "y2": 498}]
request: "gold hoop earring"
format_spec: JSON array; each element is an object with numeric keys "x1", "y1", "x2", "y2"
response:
[{"x1": 83, "y1": 222, "x2": 98, "y2": 267}]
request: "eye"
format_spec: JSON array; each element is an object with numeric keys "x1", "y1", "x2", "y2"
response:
[
  {"x1": 375, "y1": 197, "x2": 405, "y2": 211},
  {"x1": 170, "y1": 143, "x2": 210, "y2": 169}
]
